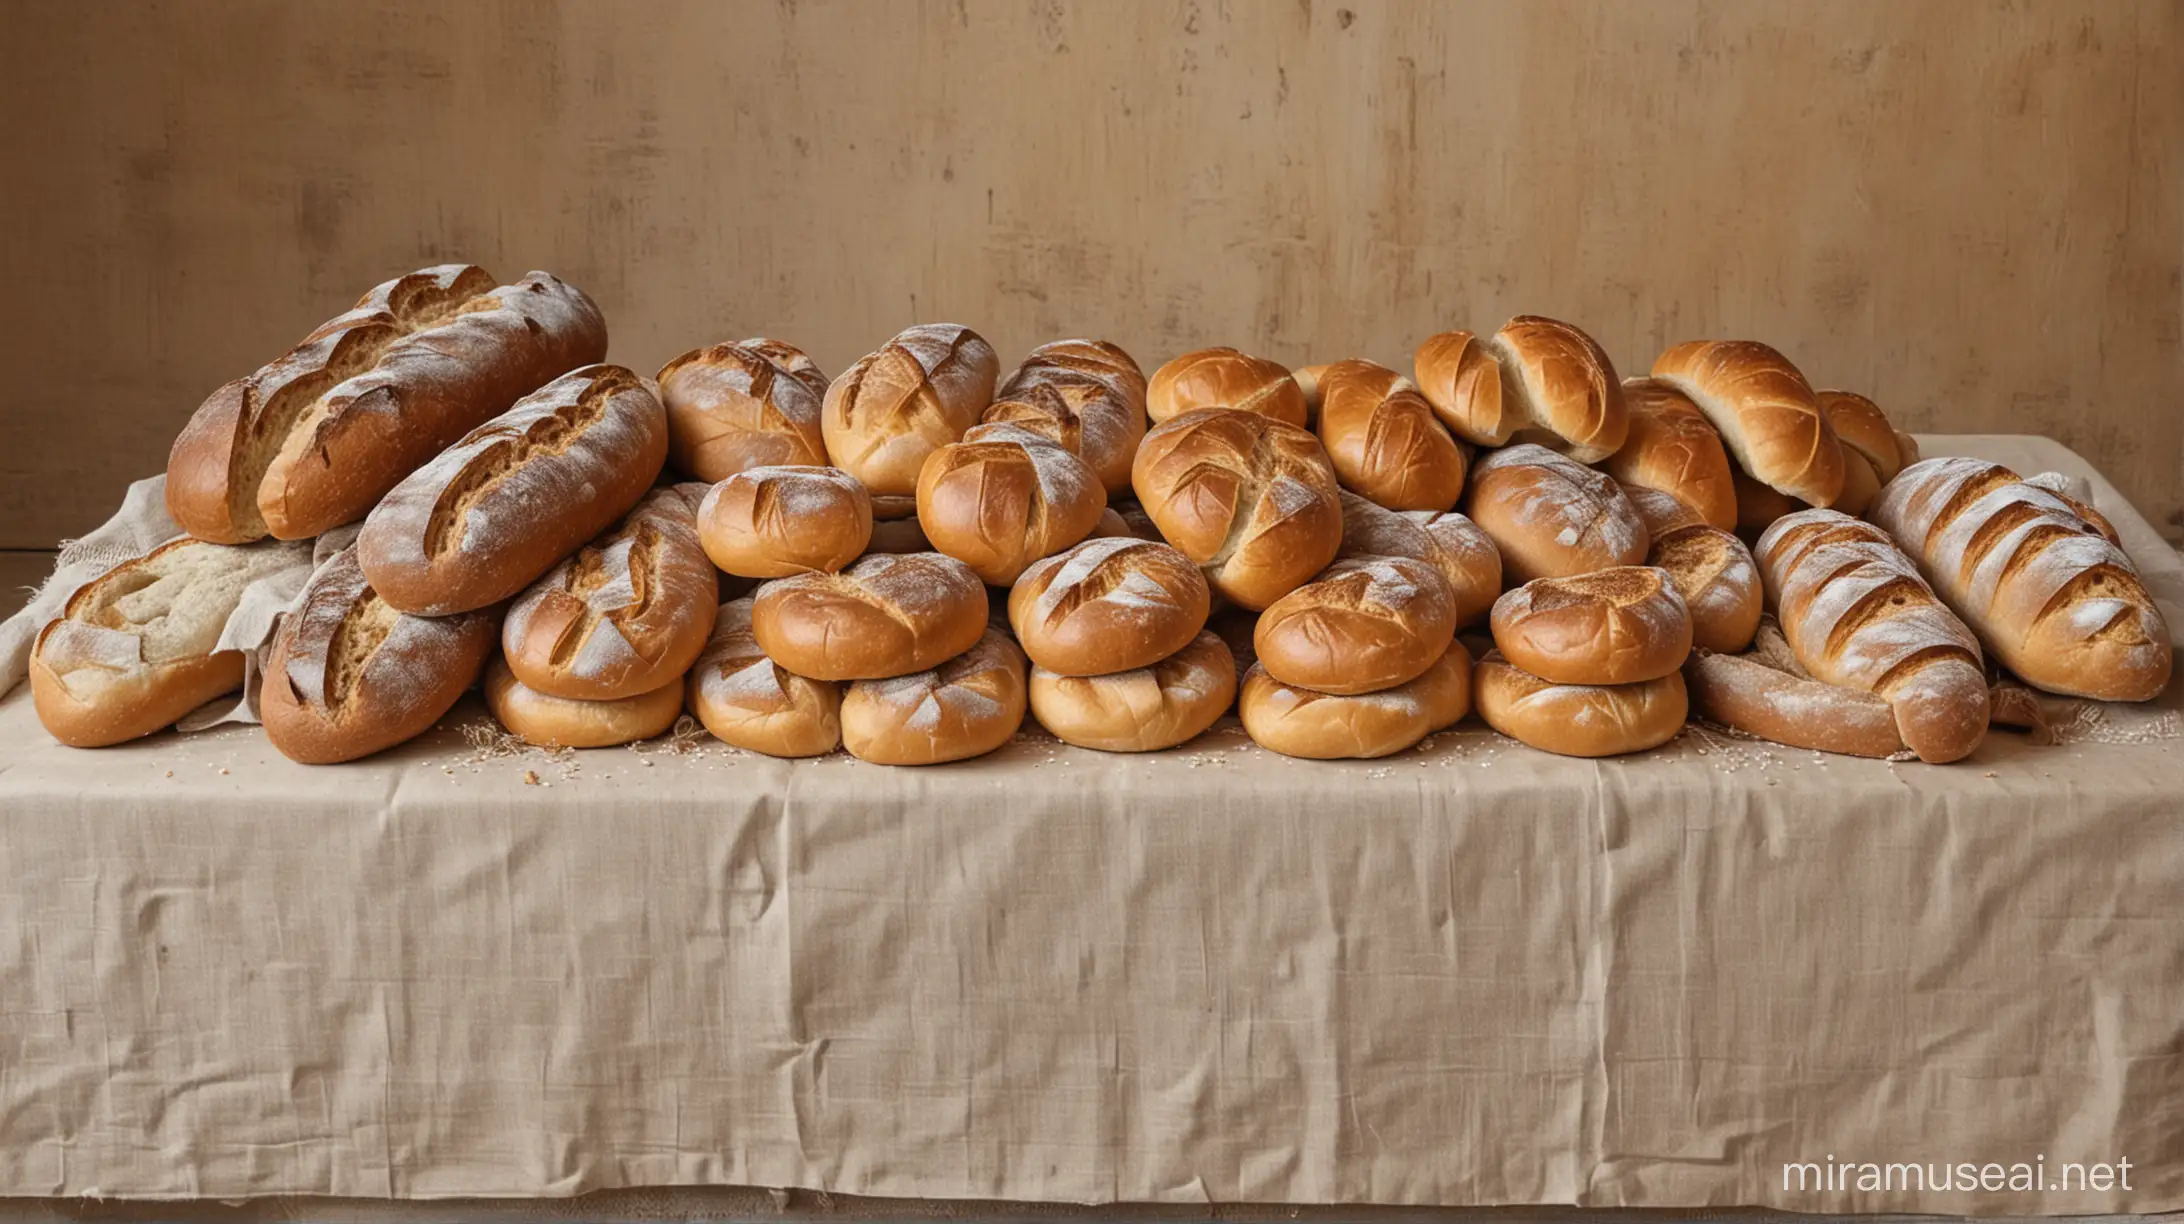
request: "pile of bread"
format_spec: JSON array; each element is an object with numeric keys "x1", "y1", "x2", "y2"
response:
[{"x1": 27, "y1": 265, "x2": 2174, "y2": 767}]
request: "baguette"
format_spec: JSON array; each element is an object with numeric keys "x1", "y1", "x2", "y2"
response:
[
  {"x1": 1753, "y1": 509, "x2": 1989, "y2": 763},
  {"x1": 358, "y1": 365, "x2": 669, "y2": 615},
  {"x1": 1866, "y1": 457, "x2": 2172, "y2": 701},
  {"x1": 1684, "y1": 651, "x2": 1909, "y2": 759}
]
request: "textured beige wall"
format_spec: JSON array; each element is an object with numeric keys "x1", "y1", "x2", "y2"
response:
[{"x1": 1, "y1": 0, "x2": 2178, "y2": 547}]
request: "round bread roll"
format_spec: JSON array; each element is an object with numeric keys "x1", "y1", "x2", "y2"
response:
[
  {"x1": 1146, "y1": 347, "x2": 1309, "y2": 427},
  {"x1": 841, "y1": 629, "x2": 1027, "y2": 765},
  {"x1": 1602, "y1": 378, "x2": 1738, "y2": 530},
  {"x1": 1029, "y1": 630, "x2": 1236, "y2": 752},
  {"x1": 1008, "y1": 536, "x2": 1211, "y2": 676},
  {"x1": 1464, "y1": 443, "x2": 1650, "y2": 583},
  {"x1": 1254, "y1": 557, "x2": 1457, "y2": 694},
  {"x1": 1335, "y1": 491, "x2": 1501, "y2": 628},
  {"x1": 987, "y1": 339, "x2": 1147, "y2": 494},
  {"x1": 822, "y1": 323, "x2": 999, "y2": 497},
  {"x1": 1648, "y1": 524, "x2": 1762, "y2": 654},
  {"x1": 1650, "y1": 340, "x2": 1844, "y2": 507},
  {"x1": 484, "y1": 656, "x2": 682, "y2": 748},
  {"x1": 1412, "y1": 317, "x2": 1627, "y2": 461},
  {"x1": 1473, "y1": 650, "x2": 1687, "y2": 757},
  {"x1": 697, "y1": 465, "x2": 874, "y2": 578},
  {"x1": 1308, "y1": 359, "x2": 1469, "y2": 511},
  {"x1": 917, "y1": 423, "x2": 1107, "y2": 584},
  {"x1": 1131, "y1": 408, "x2": 1343, "y2": 609},
  {"x1": 657, "y1": 338, "x2": 830, "y2": 481},
  {"x1": 1685, "y1": 651, "x2": 1908, "y2": 760},
  {"x1": 1239, "y1": 639, "x2": 1473, "y2": 760},
  {"x1": 685, "y1": 597, "x2": 842, "y2": 757},
  {"x1": 1489, "y1": 566, "x2": 1692, "y2": 686},
  {"x1": 751, "y1": 551, "x2": 988, "y2": 681},
  {"x1": 862, "y1": 514, "x2": 932, "y2": 555}
]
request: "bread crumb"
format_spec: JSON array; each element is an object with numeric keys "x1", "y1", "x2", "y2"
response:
[
  {"x1": 218, "y1": 768, "x2": 229, "y2": 776},
  {"x1": 523, "y1": 770, "x2": 540, "y2": 786}
]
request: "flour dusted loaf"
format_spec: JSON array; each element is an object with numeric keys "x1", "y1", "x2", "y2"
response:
[
  {"x1": 1335, "y1": 492, "x2": 1501, "y2": 628},
  {"x1": 168, "y1": 266, "x2": 607, "y2": 543},
  {"x1": 1602, "y1": 378, "x2": 1739, "y2": 530},
  {"x1": 840, "y1": 628, "x2": 1027, "y2": 765},
  {"x1": 822, "y1": 324, "x2": 998, "y2": 497},
  {"x1": 1464, "y1": 443, "x2": 1649, "y2": 583},
  {"x1": 1867, "y1": 457, "x2": 2172, "y2": 702},
  {"x1": 686, "y1": 597, "x2": 842, "y2": 757},
  {"x1": 1649, "y1": 341, "x2": 1844, "y2": 507},
  {"x1": 358, "y1": 364, "x2": 668, "y2": 615},
  {"x1": 1754, "y1": 509, "x2": 1990, "y2": 763},
  {"x1": 1685, "y1": 651, "x2": 1910, "y2": 760},
  {"x1": 917, "y1": 422, "x2": 1107, "y2": 584},
  {"x1": 1253, "y1": 557, "x2": 1456, "y2": 694},
  {"x1": 1647, "y1": 522, "x2": 1762, "y2": 654},
  {"x1": 30, "y1": 537, "x2": 308, "y2": 746},
  {"x1": 261, "y1": 547, "x2": 500, "y2": 764},
  {"x1": 484, "y1": 656, "x2": 682, "y2": 748},
  {"x1": 1008, "y1": 536, "x2": 1211, "y2": 676},
  {"x1": 501, "y1": 483, "x2": 718, "y2": 701},
  {"x1": 751, "y1": 551, "x2": 988, "y2": 681},
  {"x1": 657, "y1": 338, "x2": 830, "y2": 480},
  {"x1": 1029, "y1": 630, "x2": 1236, "y2": 752},
  {"x1": 1146, "y1": 347, "x2": 1309, "y2": 427},
  {"x1": 697, "y1": 465, "x2": 874, "y2": 578},
  {"x1": 1239, "y1": 639, "x2": 1473, "y2": 760},
  {"x1": 1489, "y1": 566, "x2": 1692, "y2": 686},
  {"x1": 1303, "y1": 359, "x2": 1469, "y2": 511},
  {"x1": 1473, "y1": 649, "x2": 1687, "y2": 758},
  {"x1": 1131, "y1": 408, "x2": 1344, "y2": 609},
  {"x1": 985, "y1": 339, "x2": 1147, "y2": 494},
  {"x1": 1412, "y1": 316, "x2": 1627, "y2": 462}
]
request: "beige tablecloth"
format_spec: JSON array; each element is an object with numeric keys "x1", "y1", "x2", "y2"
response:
[{"x1": 1, "y1": 436, "x2": 2179, "y2": 1217}]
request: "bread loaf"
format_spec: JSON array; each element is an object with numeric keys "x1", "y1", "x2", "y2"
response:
[
  {"x1": 484, "y1": 656, "x2": 682, "y2": 748},
  {"x1": 30, "y1": 537, "x2": 309, "y2": 746},
  {"x1": 840, "y1": 628, "x2": 1027, "y2": 765},
  {"x1": 1146, "y1": 348, "x2": 1309, "y2": 427},
  {"x1": 1685, "y1": 651, "x2": 1909, "y2": 759},
  {"x1": 1239, "y1": 639, "x2": 1472, "y2": 760},
  {"x1": 1335, "y1": 492, "x2": 1501, "y2": 628},
  {"x1": 1649, "y1": 341, "x2": 1844, "y2": 507},
  {"x1": 917, "y1": 422, "x2": 1107, "y2": 584},
  {"x1": 1618, "y1": 482, "x2": 1709, "y2": 538},
  {"x1": 1131, "y1": 408, "x2": 1343, "y2": 609},
  {"x1": 1254, "y1": 557, "x2": 1456, "y2": 694},
  {"x1": 169, "y1": 267, "x2": 608, "y2": 543},
  {"x1": 1412, "y1": 317, "x2": 1627, "y2": 461},
  {"x1": 698, "y1": 465, "x2": 874, "y2": 578},
  {"x1": 358, "y1": 364, "x2": 668, "y2": 615},
  {"x1": 685, "y1": 597, "x2": 843, "y2": 757},
  {"x1": 1648, "y1": 523, "x2": 1762, "y2": 654},
  {"x1": 2021, "y1": 471, "x2": 2122, "y2": 545},
  {"x1": 1464, "y1": 443, "x2": 1649, "y2": 583},
  {"x1": 1473, "y1": 650, "x2": 1687, "y2": 758},
  {"x1": 657, "y1": 338, "x2": 830, "y2": 480},
  {"x1": 261, "y1": 547, "x2": 500, "y2": 764},
  {"x1": 1602, "y1": 378, "x2": 1738, "y2": 530},
  {"x1": 1866, "y1": 457, "x2": 2172, "y2": 702},
  {"x1": 1307, "y1": 359, "x2": 1469, "y2": 511},
  {"x1": 1490, "y1": 567, "x2": 1691, "y2": 686},
  {"x1": 1818, "y1": 391, "x2": 1912, "y2": 483},
  {"x1": 501, "y1": 484, "x2": 718, "y2": 701},
  {"x1": 751, "y1": 551, "x2": 988, "y2": 681},
  {"x1": 1029, "y1": 630, "x2": 1236, "y2": 752},
  {"x1": 1753, "y1": 509, "x2": 1990, "y2": 762},
  {"x1": 822, "y1": 324, "x2": 998, "y2": 497},
  {"x1": 1008, "y1": 536, "x2": 1211, "y2": 676},
  {"x1": 986, "y1": 339, "x2": 1147, "y2": 494}
]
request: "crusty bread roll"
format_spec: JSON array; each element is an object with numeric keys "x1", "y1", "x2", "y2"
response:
[
  {"x1": 29, "y1": 537, "x2": 309, "y2": 747},
  {"x1": 1754, "y1": 509, "x2": 1990, "y2": 763},
  {"x1": 1490, "y1": 566, "x2": 1692, "y2": 686},
  {"x1": 685, "y1": 597, "x2": 842, "y2": 757},
  {"x1": 1649, "y1": 341, "x2": 1844, "y2": 507},
  {"x1": 1146, "y1": 348, "x2": 1309, "y2": 427},
  {"x1": 1008, "y1": 536, "x2": 1211, "y2": 676},
  {"x1": 841, "y1": 629, "x2": 1027, "y2": 765},
  {"x1": 1412, "y1": 317, "x2": 1627, "y2": 462},
  {"x1": 1464, "y1": 443, "x2": 1649, "y2": 583},
  {"x1": 1618, "y1": 482, "x2": 1708, "y2": 538},
  {"x1": 1647, "y1": 523, "x2": 1762, "y2": 654},
  {"x1": 169, "y1": 267, "x2": 608, "y2": 543},
  {"x1": 1254, "y1": 557, "x2": 1457, "y2": 694},
  {"x1": 484, "y1": 656, "x2": 682, "y2": 748},
  {"x1": 358, "y1": 364, "x2": 668, "y2": 615},
  {"x1": 698, "y1": 465, "x2": 874, "y2": 578},
  {"x1": 986, "y1": 339, "x2": 1147, "y2": 494},
  {"x1": 1473, "y1": 650, "x2": 1687, "y2": 757},
  {"x1": 1307, "y1": 359, "x2": 1469, "y2": 511},
  {"x1": 501, "y1": 484, "x2": 719, "y2": 701},
  {"x1": 1335, "y1": 492, "x2": 1501, "y2": 628},
  {"x1": 822, "y1": 324, "x2": 999, "y2": 497},
  {"x1": 1602, "y1": 378, "x2": 1738, "y2": 530},
  {"x1": 656, "y1": 338, "x2": 830, "y2": 480},
  {"x1": 261, "y1": 547, "x2": 501, "y2": 764},
  {"x1": 1029, "y1": 630, "x2": 1236, "y2": 752},
  {"x1": 1131, "y1": 408, "x2": 1344, "y2": 609},
  {"x1": 1867, "y1": 457, "x2": 2172, "y2": 702},
  {"x1": 1685, "y1": 651, "x2": 1909, "y2": 759},
  {"x1": 1239, "y1": 639, "x2": 1472, "y2": 760},
  {"x1": 917, "y1": 422, "x2": 1107, "y2": 584},
  {"x1": 1818, "y1": 390, "x2": 1912, "y2": 483},
  {"x1": 751, "y1": 551, "x2": 987, "y2": 681}
]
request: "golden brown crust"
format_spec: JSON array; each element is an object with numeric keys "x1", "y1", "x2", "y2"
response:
[
  {"x1": 1146, "y1": 348, "x2": 1309, "y2": 427},
  {"x1": 1239, "y1": 640, "x2": 1472, "y2": 760},
  {"x1": 1463, "y1": 444, "x2": 1650, "y2": 584},
  {"x1": 917, "y1": 423, "x2": 1107, "y2": 585},
  {"x1": 1008, "y1": 537, "x2": 1211, "y2": 676},
  {"x1": 1648, "y1": 525, "x2": 1763, "y2": 655},
  {"x1": 1603, "y1": 378, "x2": 1739, "y2": 530},
  {"x1": 1412, "y1": 331, "x2": 1505, "y2": 445},
  {"x1": 1472, "y1": 650, "x2": 1687, "y2": 758},
  {"x1": 685, "y1": 598, "x2": 842, "y2": 757},
  {"x1": 822, "y1": 324, "x2": 999, "y2": 497},
  {"x1": 840, "y1": 629, "x2": 1027, "y2": 765},
  {"x1": 1335, "y1": 492, "x2": 1502, "y2": 629},
  {"x1": 1489, "y1": 316, "x2": 1628, "y2": 462},
  {"x1": 697, "y1": 465, "x2": 874, "y2": 578},
  {"x1": 1028, "y1": 630, "x2": 1236, "y2": 752},
  {"x1": 1816, "y1": 390, "x2": 1910, "y2": 484},
  {"x1": 987, "y1": 339, "x2": 1147, "y2": 495},
  {"x1": 1254, "y1": 557, "x2": 1457, "y2": 695},
  {"x1": 484, "y1": 656, "x2": 682, "y2": 748},
  {"x1": 657, "y1": 338, "x2": 830, "y2": 481},
  {"x1": 1650, "y1": 340, "x2": 1844, "y2": 506},
  {"x1": 1130, "y1": 408, "x2": 1343, "y2": 609},
  {"x1": 1312, "y1": 359, "x2": 1469, "y2": 511},
  {"x1": 751, "y1": 551, "x2": 988, "y2": 681},
  {"x1": 1489, "y1": 566, "x2": 1692, "y2": 686},
  {"x1": 1684, "y1": 651, "x2": 1908, "y2": 759}
]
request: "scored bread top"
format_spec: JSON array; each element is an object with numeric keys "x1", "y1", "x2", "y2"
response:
[
  {"x1": 985, "y1": 343, "x2": 1147, "y2": 494},
  {"x1": 1146, "y1": 347, "x2": 1309, "y2": 427},
  {"x1": 697, "y1": 464, "x2": 874, "y2": 578},
  {"x1": 1650, "y1": 339, "x2": 1844, "y2": 507},
  {"x1": 1008, "y1": 536, "x2": 1211, "y2": 676},
  {"x1": 918, "y1": 423, "x2": 1107, "y2": 585},
  {"x1": 1465, "y1": 443, "x2": 1649, "y2": 583},
  {"x1": 1130, "y1": 407, "x2": 1343, "y2": 607},
  {"x1": 1335, "y1": 491, "x2": 1502, "y2": 628},
  {"x1": 657, "y1": 337, "x2": 831, "y2": 480},
  {"x1": 1254, "y1": 556, "x2": 1458, "y2": 694},
  {"x1": 1489, "y1": 565, "x2": 1693, "y2": 686},
  {"x1": 822, "y1": 324, "x2": 999, "y2": 496},
  {"x1": 1604, "y1": 378, "x2": 1739, "y2": 530},
  {"x1": 1487, "y1": 315, "x2": 1627, "y2": 462},
  {"x1": 1313, "y1": 359, "x2": 1469, "y2": 511},
  {"x1": 751, "y1": 550, "x2": 989, "y2": 681},
  {"x1": 272, "y1": 547, "x2": 497, "y2": 723}
]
